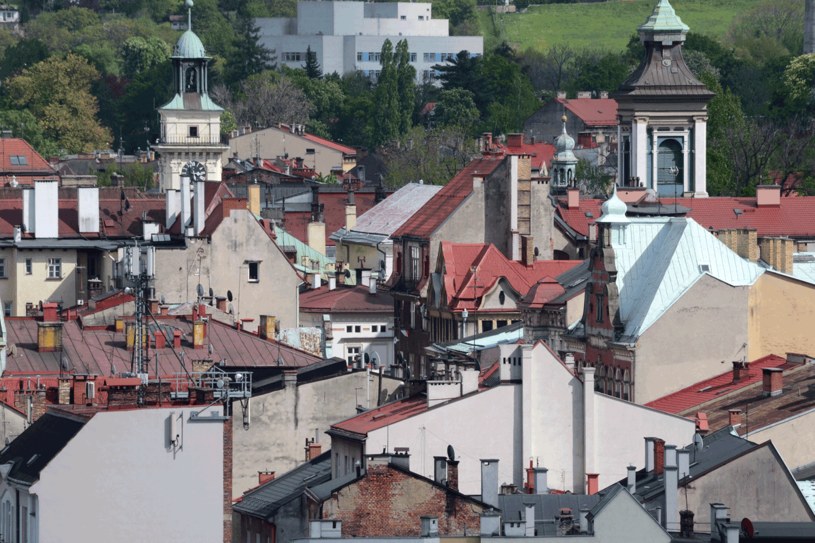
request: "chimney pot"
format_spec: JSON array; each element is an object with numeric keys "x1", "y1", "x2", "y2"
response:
[
  {"x1": 567, "y1": 187, "x2": 580, "y2": 209},
  {"x1": 627, "y1": 465, "x2": 637, "y2": 493},
  {"x1": 728, "y1": 408, "x2": 742, "y2": 427},
  {"x1": 258, "y1": 470, "x2": 276, "y2": 485},
  {"x1": 586, "y1": 473, "x2": 599, "y2": 495},
  {"x1": 762, "y1": 367, "x2": 783, "y2": 397},
  {"x1": 654, "y1": 439, "x2": 666, "y2": 475},
  {"x1": 446, "y1": 457, "x2": 460, "y2": 492},
  {"x1": 173, "y1": 330, "x2": 182, "y2": 349}
]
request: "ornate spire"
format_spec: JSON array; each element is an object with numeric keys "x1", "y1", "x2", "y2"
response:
[
  {"x1": 186, "y1": 0, "x2": 193, "y2": 32},
  {"x1": 638, "y1": 0, "x2": 689, "y2": 34}
]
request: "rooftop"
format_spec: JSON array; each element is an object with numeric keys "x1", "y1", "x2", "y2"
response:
[
  {"x1": 299, "y1": 284, "x2": 393, "y2": 313},
  {"x1": 556, "y1": 97, "x2": 618, "y2": 127}
]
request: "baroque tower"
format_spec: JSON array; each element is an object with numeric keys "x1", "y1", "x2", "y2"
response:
[
  {"x1": 613, "y1": 0, "x2": 713, "y2": 197},
  {"x1": 153, "y1": 0, "x2": 228, "y2": 192}
]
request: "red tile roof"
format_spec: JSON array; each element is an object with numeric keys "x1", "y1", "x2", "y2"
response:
[
  {"x1": 0, "y1": 138, "x2": 59, "y2": 185},
  {"x1": 282, "y1": 190, "x2": 378, "y2": 247},
  {"x1": 644, "y1": 355, "x2": 789, "y2": 415},
  {"x1": 500, "y1": 140, "x2": 556, "y2": 173},
  {"x1": 556, "y1": 98, "x2": 618, "y2": 127},
  {"x1": 440, "y1": 242, "x2": 580, "y2": 310},
  {"x1": 4, "y1": 316, "x2": 322, "y2": 378},
  {"x1": 393, "y1": 157, "x2": 503, "y2": 240},
  {"x1": 300, "y1": 284, "x2": 393, "y2": 313},
  {"x1": 330, "y1": 395, "x2": 429, "y2": 437},
  {"x1": 522, "y1": 276, "x2": 567, "y2": 308},
  {"x1": 278, "y1": 124, "x2": 356, "y2": 156},
  {"x1": 557, "y1": 193, "x2": 815, "y2": 239}
]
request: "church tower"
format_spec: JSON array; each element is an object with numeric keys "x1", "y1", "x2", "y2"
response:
[
  {"x1": 153, "y1": 0, "x2": 228, "y2": 192},
  {"x1": 551, "y1": 115, "x2": 578, "y2": 190},
  {"x1": 613, "y1": 0, "x2": 714, "y2": 197}
]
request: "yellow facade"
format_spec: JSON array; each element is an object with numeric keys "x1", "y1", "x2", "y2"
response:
[{"x1": 748, "y1": 272, "x2": 815, "y2": 361}]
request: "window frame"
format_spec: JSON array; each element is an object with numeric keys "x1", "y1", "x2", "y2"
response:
[
  {"x1": 247, "y1": 261, "x2": 259, "y2": 283},
  {"x1": 188, "y1": 126, "x2": 199, "y2": 138},
  {"x1": 47, "y1": 257, "x2": 62, "y2": 279},
  {"x1": 25, "y1": 258, "x2": 32, "y2": 275}
]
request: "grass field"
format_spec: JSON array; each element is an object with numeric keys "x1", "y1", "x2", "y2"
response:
[{"x1": 477, "y1": 0, "x2": 764, "y2": 53}]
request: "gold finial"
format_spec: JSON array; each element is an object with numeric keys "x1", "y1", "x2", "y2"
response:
[{"x1": 561, "y1": 114, "x2": 568, "y2": 123}]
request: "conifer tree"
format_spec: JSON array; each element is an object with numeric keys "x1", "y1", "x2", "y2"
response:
[
  {"x1": 371, "y1": 39, "x2": 399, "y2": 147},
  {"x1": 304, "y1": 46, "x2": 322, "y2": 79},
  {"x1": 395, "y1": 39, "x2": 416, "y2": 135}
]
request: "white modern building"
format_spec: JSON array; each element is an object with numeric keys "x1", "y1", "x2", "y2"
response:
[{"x1": 255, "y1": 1, "x2": 483, "y2": 83}]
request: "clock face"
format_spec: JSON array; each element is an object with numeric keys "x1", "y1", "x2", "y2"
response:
[{"x1": 182, "y1": 161, "x2": 207, "y2": 182}]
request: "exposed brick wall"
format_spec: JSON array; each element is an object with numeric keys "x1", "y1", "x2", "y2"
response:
[
  {"x1": 13, "y1": 390, "x2": 48, "y2": 422},
  {"x1": 321, "y1": 464, "x2": 484, "y2": 537},
  {"x1": 224, "y1": 416, "x2": 233, "y2": 543}
]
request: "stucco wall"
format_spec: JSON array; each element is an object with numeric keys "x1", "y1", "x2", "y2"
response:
[
  {"x1": 233, "y1": 372, "x2": 403, "y2": 497},
  {"x1": 591, "y1": 490, "x2": 671, "y2": 543},
  {"x1": 33, "y1": 407, "x2": 224, "y2": 543},
  {"x1": 747, "y1": 409, "x2": 815, "y2": 472},
  {"x1": 749, "y1": 272, "x2": 815, "y2": 361},
  {"x1": 1, "y1": 248, "x2": 79, "y2": 314},
  {"x1": 228, "y1": 128, "x2": 348, "y2": 176},
  {"x1": 682, "y1": 443, "x2": 813, "y2": 528},
  {"x1": 153, "y1": 209, "x2": 301, "y2": 332},
  {"x1": 635, "y1": 275, "x2": 750, "y2": 403},
  {"x1": 365, "y1": 385, "x2": 521, "y2": 495}
]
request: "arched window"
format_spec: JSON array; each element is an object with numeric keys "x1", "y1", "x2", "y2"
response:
[
  {"x1": 623, "y1": 369, "x2": 631, "y2": 401},
  {"x1": 596, "y1": 365, "x2": 606, "y2": 393},
  {"x1": 657, "y1": 138, "x2": 683, "y2": 197},
  {"x1": 614, "y1": 368, "x2": 622, "y2": 398}
]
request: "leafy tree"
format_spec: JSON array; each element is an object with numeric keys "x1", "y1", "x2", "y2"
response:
[
  {"x1": 726, "y1": 0, "x2": 803, "y2": 65},
  {"x1": 479, "y1": 53, "x2": 539, "y2": 134},
  {"x1": 0, "y1": 110, "x2": 60, "y2": 157},
  {"x1": 567, "y1": 50, "x2": 632, "y2": 96},
  {"x1": 303, "y1": 46, "x2": 322, "y2": 79},
  {"x1": 521, "y1": 44, "x2": 575, "y2": 95},
  {"x1": 379, "y1": 125, "x2": 477, "y2": 188},
  {"x1": 224, "y1": 5, "x2": 274, "y2": 85},
  {"x1": 192, "y1": 0, "x2": 236, "y2": 60},
  {"x1": 781, "y1": 54, "x2": 815, "y2": 115},
  {"x1": 287, "y1": 69, "x2": 345, "y2": 137},
  {"x1": 224, "y1": 72, "x2": 313, "y2": 129},
  {"x1": 435, "y1": 51, "x2": 487, "y2": 109},
  {"x1": 121, "y1": 36, "x2": 171, "y2": 79},
  {"x1": 371, "y1": 39, "x2": 400, "y2": 147},
  {"x1": 25, "y1": 7, "x2": 102, "y2": 54},
  {"x1": 0, "y1": 39, "x2": 50, "y2": 81},
  {"x1": 6, "y1": 54, "x2": 112, "y2": 153},
  {"x1": 434, "y1": 0, "x2": 476, "y2": 32},
  {"x1": 433, "y1": 88, "x2": 479, "y2": 132},
  {"x1": 113, "y1": 62, "x2": 174, "y2": 153},
  {"x1": 700, "y1": 72, "x2": 745, "y2": 196},
  {"x1": 333, "y1": 72, "x2": 374, "y2": 147},
  {"x1": 395, "y1": 39, "x2": 416, "y2": 135}
]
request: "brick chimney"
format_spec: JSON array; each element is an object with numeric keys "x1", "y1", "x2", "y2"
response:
[
  {"x1": 567, "y1": 188, "x2": 580, "y2": 209},
  {"x1": 718, "y1": 229, "x2": 758, "y2": 262},
  {"x1": 756, "y1": 184, "x2": 781, "y2": 207},
  {"x1": 446, "y1": 457, "x2": 459, "y2": 492},
  {"x1": 586, "y1": 473, "x2": 599, "y2": 495},
  {"x1": 37, "y1": 302, "x2": 63, "y2": 352},
  {"x1": 507, "y1": 133, "x2": 524, "y2": 148},
  {"x1": 759, "y1": 237, "x2": 794, "y2": 274},
  {"x1": 215, "y1": 296, "x2": 227, "y2": 312},
  {"x1": 306, "y1": 442, "x2": 322, "y2": 461},
  {"x1": 654, "y1": 438, "x2": 666, "y2": 475},
  {"x1": 155, "y1": 332, "x2": 166, "y2": 349},
  {"x1": 728, "y1": 408, "x2": 742, "y2": 427},
  {"x1": 173, "y1": 330, "x2": 182, "y2": 349},
  {"x1": 762, "y1": 367, "x2": 783, "y2": 397},
  {"x1": 258, "y1": 315, "x2": 277, "y2": 341},
  {"x1": 258, "y1": 471, "x2": 275, "y2": 485},
  {"x1": 732, "y1": 361, "x2": 746, "y2": 382},
  {"x1": 521, "y1": 235, "x2": 535, "y2": 267}
]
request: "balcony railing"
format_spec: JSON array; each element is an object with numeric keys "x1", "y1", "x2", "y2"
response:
[{"x1": 157, "y1": 136, "x2": 224, "y2": 146}]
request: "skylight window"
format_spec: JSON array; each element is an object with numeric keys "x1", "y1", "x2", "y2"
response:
[{"x1": 9, "y1": 155, "x2": 28, "y2": 166}]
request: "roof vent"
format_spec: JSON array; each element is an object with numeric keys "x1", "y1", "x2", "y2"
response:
[{"x1": 698, "y1": 264, "x2": 710, "y2": 273}]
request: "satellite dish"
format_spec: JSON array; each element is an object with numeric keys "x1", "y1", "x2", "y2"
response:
[
  {"x1": 196, "y1": 283, "x2": 204, "y2": 298},
  {"x1": 227, "y1": 290, "x2": 234, "y2": 302},
  {"x1": 693, "y1": 433, "x2": 704, "y2": 451},
  {"x1": 447, "y1": 445, "x2": 455, "y2": 462},
  {"x1": 160, "y1": 294, "x2": 166, "y2": 305}
]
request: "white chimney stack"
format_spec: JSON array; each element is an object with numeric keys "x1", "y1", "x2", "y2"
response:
[
  {"x1": 480, "y1": 459, "x2": 499, "y2": 509},
  {"x1": 180, "y1": 176, "x2": 191, "y2": 234},
  {"x1": 13, "y1": 226, "x2": 21, "y2": 243},
  {"x1": 534, "y1": 467, "x2": 548, "y2": 495},
  {"x1": 22, "y1": 188, "x2": 34, "y2": 234},
  {"x1": 34, "y1": 180, "x2": 59, "y2": 238},
  {"x1": 627, "y1": 465, "x2": 636, "y2": 493},
  {"x1": 329, "y1": 276, "x2": 336, "y2": 291},
  {"x1": 165, "y1": 189, "x2": 180, "y2": 229},
  {"x1": 193, "y1": 180, "x2": 205, "y2": 235},
  {"x1": 78, "y1": 187, "x2": 100, "y2": 233}
]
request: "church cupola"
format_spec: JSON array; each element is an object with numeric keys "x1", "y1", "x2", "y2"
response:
[
  {"x1": 613, "y1": 0, "x2": 714, "y2": 198},
  {"x1": 596, "y1": 186, "x2": 630, "y2": 247},
  {"x1": 152, "y1": 0, "x2": 229, "y2": 192},
  {"x1": 552, "y1": 114, "x2": 577, "y2": 190}
]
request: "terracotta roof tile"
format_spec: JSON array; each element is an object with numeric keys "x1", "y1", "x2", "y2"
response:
[
  {"x1": 644, "y1": 355, "x2": 788, "y2": 414},
  {"x1": 300, "y1": 284, "x2": 393, "y2": 313},
  {"x1": 330, "y1": 395, "x2": 429, "y2": 437},
  {"x1": 393, "y1": 157, "x2": 503, "y2": 240}
]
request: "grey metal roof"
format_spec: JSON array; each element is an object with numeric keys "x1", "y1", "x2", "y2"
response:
[
  {"x1": 234, "y1": 451, "x2": 332, "y2": 519},
  {"x1": 627, "y1": 427, "x2": 756, "y2": 506},
  {"x1": 334, "y1": 182, "x2": 442, "y2": 238},
  {"x1": 0, "y1": 239, "x2": 120, "y2": 250},
  {"x1": 611, "y1": 217, "x2": 764, "y2": 340},
  {"x1": 498, "y1": 492, "x2": 602, "y2": 536}
]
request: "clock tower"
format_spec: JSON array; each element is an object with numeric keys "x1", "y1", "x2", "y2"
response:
[{"x1": 153, "y1": 0, "x2": 228, "y2": 191}]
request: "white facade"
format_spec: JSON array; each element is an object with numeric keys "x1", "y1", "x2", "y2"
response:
[
  {"x1": 332, "y1": 342, "x2": 694, "y2": 495},
  {"x1": 256, "y1": 1, "x2": 483, "y2": 83},
  {"x1": 0, "y1": 407, "x2": 225, "y2": 543}
]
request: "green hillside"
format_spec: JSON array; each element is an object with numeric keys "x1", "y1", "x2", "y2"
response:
[{"x1": 478, "y1": 0, "x2": 763, "y2": 52}]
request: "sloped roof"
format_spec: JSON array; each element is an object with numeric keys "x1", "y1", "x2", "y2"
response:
[
  {"x1": 3, "y1": 315, "x2": 322, "y2": 377},
  {"x1": 557, "y1": 194, "x2": 815, "y2": 241},
  {"x1": 793, "y1": 253, "x2": 815, "y2": 284},
  {"x1": 234, "y1": 450, "x2": 332, "y2": 519},
  {"x1": 281, "y1": 190, "x2": 379, "y2": 248},
  {"x1": 556, "y1": 98, "x2": 618, "y2": 127},
  {"x1": 0, "y1": 411, "x2": 88, "y2": 486},
  {"x1": 299, "y1": 284, "x2": 393, "y2": 313},
  {"x1": 330, "y1": 395, "x2": 429, "y2": 438},
  {"x1": 343, "y1": 182, "x2": 442, "y2": 237},
  {"x1": 644, "y1": 355, "x2": 789, "y2": 415},
  {"x1": 392, "y1": 157, "x2": 503, "y2": 240},
  {"x1": 0, "y1": 138, "x2": 58, "y2": 184},
  {"x1": 438, "y1": 242, "x2": 581, "y2": 311},
  {"x1": 611, "y1": 217, "x2": 764, "y2": 340}
]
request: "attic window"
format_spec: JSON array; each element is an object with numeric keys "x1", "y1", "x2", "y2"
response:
[
  {"x1": 305, "y1": 148, "x2": 315, "y2": 155},
  {"x1": 10, "y1": 155, "x2": 27, "y2": 166},
  {"x1": 698, "y1": 264, "x2": 710, "y2": 273},
  {"x1": 585, "y1": 212, "x2": 594, "y2": 218},
  {"x1": 499, "y1": 291, "x2": 506, "y2": 305}
]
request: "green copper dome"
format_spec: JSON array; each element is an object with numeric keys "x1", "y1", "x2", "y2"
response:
[
  {"x1": 638, "y1": 0, "x2": 689, "y2": 33},
  {"x1": 173, "y1": 30, "x2": 207, "y2": 59}
]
